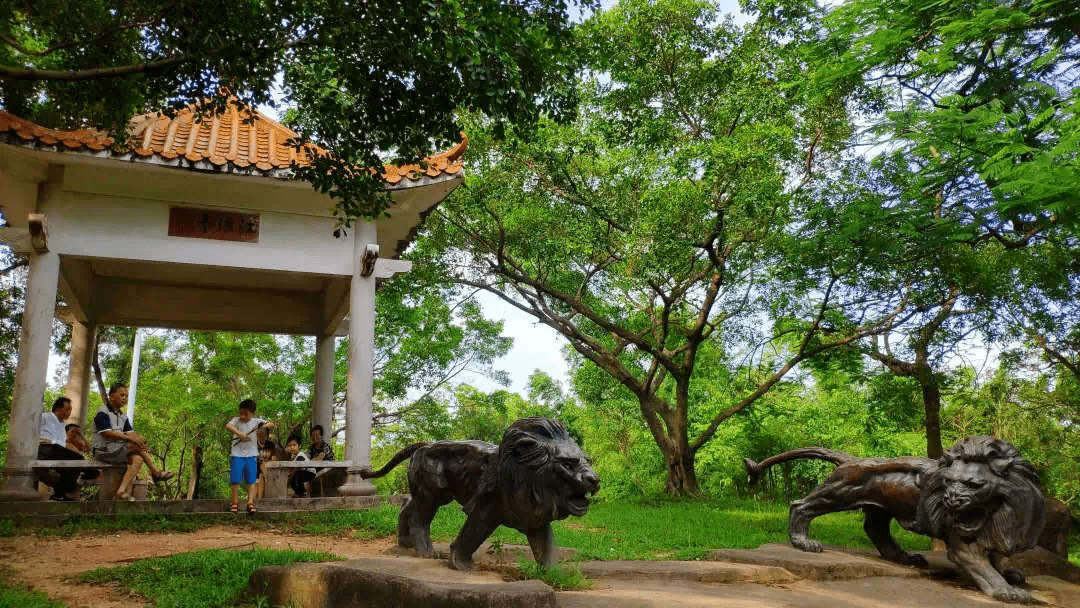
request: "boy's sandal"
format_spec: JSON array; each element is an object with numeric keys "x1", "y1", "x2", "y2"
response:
[
  {"x1": 229, "y1": 502, "x2": 239, "y2": 513},
  {"x1": 152, "y1": 471, "x2": 175, "y2": 483},
  {"x1": 246, "y1": 503, "x2": 257, "y2": 514}
]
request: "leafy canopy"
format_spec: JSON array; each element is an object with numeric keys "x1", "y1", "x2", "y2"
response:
[{"x1": 0, "y1": 0, "x2": 591, "y2": 223}]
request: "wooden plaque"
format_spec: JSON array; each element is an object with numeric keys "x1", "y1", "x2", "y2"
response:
[{"x1": 168, "y1": 207, "x2": 260, "y2": 243}]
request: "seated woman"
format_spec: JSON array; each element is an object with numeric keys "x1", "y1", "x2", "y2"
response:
[{"x1": 92, "y1": 383, "x2": 174, "y2": 501}]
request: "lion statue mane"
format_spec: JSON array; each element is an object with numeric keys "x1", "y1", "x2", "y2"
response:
[
  {"x1": 745, "y1": 436, "x2": 1045, "y2": 602},
  {"x1": 361, "y1": 417, "x2": 599, "y2": 570},
  {"x1": 917, "y1": 436, "x2": 1045, "y2": 602}
]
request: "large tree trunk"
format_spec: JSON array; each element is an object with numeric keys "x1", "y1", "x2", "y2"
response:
[
  {"x1": 917, "y1": 364, "x2": 944, "y2": 459},
  {"x1": 638, "y1": 393, "x2": 701, "y2": 496},
  {"x1": 664, "y1": 445, "x2": 699, "y2": 496}
]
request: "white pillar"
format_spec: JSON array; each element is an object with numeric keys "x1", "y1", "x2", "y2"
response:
[
  {"x1": 1, "y1": 249, "x2": 60, "y2": 500},
  {"x1": 65, "y1": 319, "x2": 96, "y2": 429},
  {"x1": 313, "y1": 334, "x2": 335, "y2": 439},
  {"x1": 338, "y1": 222, "x2": 377, "y2": 496},
  {"x1": 126, "y1": 327, "x2": 143, "y2": 422}
]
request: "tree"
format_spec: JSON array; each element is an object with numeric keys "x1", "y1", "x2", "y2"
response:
[
  {"x1": 1, "y1": 0, "x2": 590, "y2": 222},
  {"x1": 368, "y1": 266, "x2": 514, "y2": 435},
  {"x1": 793, "y1": 0, "x2": 1080, "y2": 457},
  {"x1": 0, "y1": 246, "x2": 26, "y2": 450},
  {"x1": 420, "y1": 0, "x2": 887, "y2": 494}
]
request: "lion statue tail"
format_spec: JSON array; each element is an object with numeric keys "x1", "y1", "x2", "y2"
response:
[
  {"x1": 744, "y1": 447, "x2": 855, "y2": 486},
  {"x1": 361, "y1": 442, "x2": 429, "y2": 479}
]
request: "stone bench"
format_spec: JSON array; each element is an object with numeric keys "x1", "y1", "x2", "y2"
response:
[
  {"x1": 262, "y1": 461, "x2": 352, "y2": 499},
  {"x1": 31, "y1": 459, "x2": 127, "y2": 501}
]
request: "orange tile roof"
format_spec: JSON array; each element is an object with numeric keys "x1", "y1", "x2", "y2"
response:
[{"x1": 0, "y1": 103, "x2": 466, "y2": 185}]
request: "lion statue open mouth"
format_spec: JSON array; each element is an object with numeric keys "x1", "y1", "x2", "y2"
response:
[
  {"x1": 745, "y1": 436, "x2": 1046, "y2": 603},
  {"x1": 362, "y1": 417, "x2": 599, "y2": 570}
]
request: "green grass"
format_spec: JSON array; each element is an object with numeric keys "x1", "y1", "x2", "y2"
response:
[
  {"x1": 424, "y1": 495, "x2": 930, "y2": 561},
  {"x1": 0, "y1": 567, "x2": 66, "y2": 608},
  {"x1": 516, "y1": 559, "x2": 593, "y2": 590},
  {"x1": 78, "y1": 547, "x2": 340, "y2": 608},
  {"x1": 31, "y1": 513, "x2": 223, "y2": 537}
]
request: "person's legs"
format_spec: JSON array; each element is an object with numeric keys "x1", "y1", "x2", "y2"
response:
[
  {"x1": 243, "y1": 457, "x2": 258, "y2": 510},
  {"x1": 116, "y1": 453, "x2": 144, "y2": 499},
  {"x1": 133, "y1": 445, "x2": 174, "y2": 482},
  {"x1": 37, "y1": 443, "x2": 80, "y2": 498},
  {"x1": 288, "y1": 471, "x2": 306, "y2": 497},
  {"x1": 229, "y1": 457, "x2": 245, "y2": 510}
]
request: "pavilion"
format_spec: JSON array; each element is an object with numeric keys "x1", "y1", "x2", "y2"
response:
[{"x1": 0, "y1": 102, "x2": 466, "y2": 500}]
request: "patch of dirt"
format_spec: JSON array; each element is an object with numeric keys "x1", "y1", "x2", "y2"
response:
[{"x1": 0, "y1": 524, "x2": 395, "y2": 608}]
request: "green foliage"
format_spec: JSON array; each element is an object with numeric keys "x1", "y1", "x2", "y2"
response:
[
  {"x1": 78, "y1": 547, "x2": 340, "y2": 608},
  {"x1": 941, "y1": 362, "x2": 1080, "y2": 509},
  {"x1": 423, "y1": 0, "x2": 864, "y2": 495},
  {"x1": 1, "y1": 0, "x2": 589, "y2": 223}
]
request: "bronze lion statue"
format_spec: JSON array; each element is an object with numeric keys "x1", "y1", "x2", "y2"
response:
[
  {"x1": 745, "y1": 436, "x2": 1045, "y2": 602},
  {"x1": 361, "y1": 417, "x2": 600, "y2": 570}
]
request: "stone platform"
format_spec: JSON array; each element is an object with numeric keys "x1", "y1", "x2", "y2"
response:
[{"x1": 249, "y1": 542, "x2": 1080, "y2": 608}]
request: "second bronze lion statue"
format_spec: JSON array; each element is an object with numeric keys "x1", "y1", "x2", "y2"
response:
[
  {"x1": 362, "y1": 417, "x2": 600, "y2": 570},
  {"x1": 745, "y1": 436, "x2": 1045, "y2": 603}
]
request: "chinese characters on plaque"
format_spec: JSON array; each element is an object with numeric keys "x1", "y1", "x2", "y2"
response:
[{"x1": 168, "y1": 207, "x2": 260, "y2": 243}]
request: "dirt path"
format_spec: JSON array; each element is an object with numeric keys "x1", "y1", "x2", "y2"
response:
[{"x1": 0, "y1": 525, "x2": 395, "y2": 608}]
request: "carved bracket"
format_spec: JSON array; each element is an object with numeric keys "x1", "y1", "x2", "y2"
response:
[
  {"x1": 360, "y1": 243, "x2": 379, "y2": 277},
  {"x1": 28, "y1": 213, "x2": 48, "y2": 252}
]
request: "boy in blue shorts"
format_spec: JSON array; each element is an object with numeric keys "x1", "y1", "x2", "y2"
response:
[{"x1": 225, "y1": 399, "x2": 274, "y2": 513}]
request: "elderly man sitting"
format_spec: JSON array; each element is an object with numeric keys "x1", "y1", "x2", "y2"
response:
[{"x1": 38, "y1": 397, "x2": 87, "y2": 501}]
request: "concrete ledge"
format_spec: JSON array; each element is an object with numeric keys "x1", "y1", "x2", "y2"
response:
[
  {"x1": 249, "y1": 556, "x2": 556, "y2": 608},
  {"x1": 710, "y1": 543, "x2": 923, "y2": 580},
  {"x1": 384, "y1": 542, "x2": 577, "y2": 569},
  {"x1": 0, "y1": 494, "x2": 407, "y2": 524},
  {"x1": 580, "y1": 559, "x2": 797, "y2": 585}
]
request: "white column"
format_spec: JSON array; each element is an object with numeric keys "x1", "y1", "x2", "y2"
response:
[
  {"x1": 313, "y1": 334, "x2": 335, "y2": 439},
  {"x1": 126, "y1": 327, "x2": 143, "y2": 422},
  {"x1": 0, "y1": 250, "x2": 60, "y2": 500},
  {"x1": 65, "y1": 319, "x2": 97, "y2": 429},
  {"x1": 338, "y1": 222, "x2": 378, "y2": 496}
]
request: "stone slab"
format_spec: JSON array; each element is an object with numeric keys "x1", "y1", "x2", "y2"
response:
[
  {"x1": 555, "y1": 576, "x2": 1031, "y2": 608},
  {"x1": 385, "y1": 542, "x2": 577, "y2": 569},
  {"x1": 580, "y1": 559, "x2": 798, "y2": 585},
  {"x1": 249, "y1": 555, "x2": 555, "y2": 608},
  {"x1": 709, "y1": 543, "x2": 924, "y2": 580},
  {"x1": 249, "y1": 544, "x2": 1080, "y2": 608}
]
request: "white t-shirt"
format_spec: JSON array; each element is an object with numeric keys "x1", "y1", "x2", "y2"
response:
[
  {"x1": 228, "y1": 416, "x2": 268, "y2": 458},
  {"x1": 39, "y1": 411, "x2": 67, "y2": 446}
]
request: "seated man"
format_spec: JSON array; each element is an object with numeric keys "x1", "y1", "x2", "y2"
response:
[
  {"x1": 92, "y1": 383, "x2": 174, "y2": 501},
  {"x1": 38, "y1": 397, "x2": 85, "y2": 501}
]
